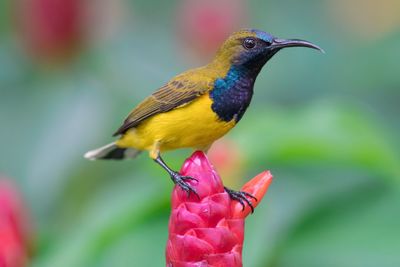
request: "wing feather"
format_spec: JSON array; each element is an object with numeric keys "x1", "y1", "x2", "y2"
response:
[{"x1": 113, "y1": 73, "x2": 212, "y2": 136}]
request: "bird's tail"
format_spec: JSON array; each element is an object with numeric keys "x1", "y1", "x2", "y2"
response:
[{"x1": 84, "y1": 142, "x2": 141, "y2": 160}]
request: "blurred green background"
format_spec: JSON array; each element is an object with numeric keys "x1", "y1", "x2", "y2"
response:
[{"x1": 1, "y1": 0, "x2": 400, "y2": 266}]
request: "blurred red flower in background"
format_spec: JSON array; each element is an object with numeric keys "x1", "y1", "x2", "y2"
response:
[
  {"x1": 0, "y1": 179, "x2": 33, "y2": 267},
  {"x1": 176, "y1": 0, "x2": 247, "y2": 61},
  {"x1": 208, "y1": 138, "x2": 245, "y2": 188},
  {"x1": 16, "y1": 0, "x2": 125, "y2": 64},
  {"x1": 16, "y1": 0, "x2": 83, "y2": 63},
  {"x1": 166, "y1": 151, "x2": 272, "y2": 266}
]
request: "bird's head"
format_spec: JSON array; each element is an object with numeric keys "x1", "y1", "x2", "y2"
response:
[{"x1": 212, "y1": 29, "x2": 323, "y2": 72}]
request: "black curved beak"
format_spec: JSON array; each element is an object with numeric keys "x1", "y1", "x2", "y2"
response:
[{"x1": 271, "y1": 38, "x2": 324, "y2": 53}]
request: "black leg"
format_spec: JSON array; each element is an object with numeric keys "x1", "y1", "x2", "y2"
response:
[
  {"x1": 224, "y1": 187, "x2": 258, "y2": 213},
  {"x1": 154, "y1": 154, "x2": 199, "y2": 199}
]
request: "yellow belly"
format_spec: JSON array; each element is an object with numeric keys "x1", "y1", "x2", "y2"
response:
[{"x1": 116, "y1": 94, "x2": 236, "y2": 153}]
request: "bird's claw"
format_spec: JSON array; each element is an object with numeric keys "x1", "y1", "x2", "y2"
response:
[
  {"x1": 171, "y1": 172, "x2": 199, "y2": 199},
  {"x1": 224, "y1": 187, "x2": 257, "y2": 213}
]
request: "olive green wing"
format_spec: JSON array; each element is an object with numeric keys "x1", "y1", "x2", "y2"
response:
[{"x1": 113, "y1": 75, "x2": 213, "y2": 136}]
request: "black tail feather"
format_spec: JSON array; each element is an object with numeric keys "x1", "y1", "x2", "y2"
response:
[{"x1": 101, "y1": 147, "x2": 127, "y2": 159}]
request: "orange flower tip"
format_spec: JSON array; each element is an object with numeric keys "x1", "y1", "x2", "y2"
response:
[{"x1": 231, "y1": 170, "x2": 273, "y2": 219}]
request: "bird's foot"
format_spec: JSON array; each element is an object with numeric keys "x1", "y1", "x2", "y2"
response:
[
  {"x1": 224, "y1": 187, "x2": 258, "y2": 213},
  {"x1": 170, "y1": 172, "x2": 199, "y2": 199}
]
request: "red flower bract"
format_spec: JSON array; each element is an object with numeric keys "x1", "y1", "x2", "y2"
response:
[
  {"x1": 166, "y1": 151, "x2": 272, "y2": 267},
  {"x1": 0, "y1": 179, "x2": 32, "y2": 267},
  {"x1": 176, "y1": 0, "x2": 247, "y2": 59}
]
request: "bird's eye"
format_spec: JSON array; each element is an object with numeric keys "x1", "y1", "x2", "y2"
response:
[{"x1": 243, "y1": 38, "x2": 256, "y2": 49}]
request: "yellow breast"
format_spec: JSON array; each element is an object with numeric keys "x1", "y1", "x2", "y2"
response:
[{"x1": 116, "y1": 94, "x2": 236, "y2": 151}]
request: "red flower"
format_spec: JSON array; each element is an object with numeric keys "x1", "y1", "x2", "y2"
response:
[
  {"x1": 0, "y1": 179, "x2": 32, "y2": 267},
  {"x1": 176, "y1": 0, "x2": 247, "y2": 60},
  {"x1": 166, "y1": 151, "x2": 273, "y2": 266},
  {"x1": 17, "y1": 0, "x2": 83, "y2": 63},
  {"x1": 207, "y1": 138, "x2": 244, "y2": 187}
]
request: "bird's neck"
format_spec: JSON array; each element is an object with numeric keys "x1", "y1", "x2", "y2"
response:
[
  {"x1": 208, "y1": 47, "x2": 269, "y2": 78},
  {"x1": 209, "y1": 64, "x2": 259, "y2": 123}
]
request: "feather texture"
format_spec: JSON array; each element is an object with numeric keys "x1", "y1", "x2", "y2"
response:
[{"x1": 113, "y1": 69, "x2": 214, "y2": 136}]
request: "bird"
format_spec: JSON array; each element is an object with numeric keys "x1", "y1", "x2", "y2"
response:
[{"x1": 85, "y1": 29, "x2": 322, "y2": 210}]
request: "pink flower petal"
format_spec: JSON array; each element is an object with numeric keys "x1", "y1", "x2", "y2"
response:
[
  {"x1": 167, "y1": 260, "x2": 209, "y2": 267},
  {"x1": 192, "y1": 227, "x2": 238, "y2": 253},
  {"x1": 185, "y1": 194, "x2": 230, "y2": 227},
  {"x1": 167, "y1": 234, "x2": 214, "y2": 262},
  {"x1": 205, "y1": 251, "x2": 242, "y2": 267},
  {"x1": 0, "y1": 179, "x2": 32, "y2": 267},
  {"x1": 224, "y1": 219, "x2": 245, "y2": 244},
  {"x1": 169, "y1": 205, "x2": 205, "y2": 235}
]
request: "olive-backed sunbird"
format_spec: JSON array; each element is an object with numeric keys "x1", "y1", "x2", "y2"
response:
[{"x1": 85, "y1": 29, "x2": 322, "y2": 209}]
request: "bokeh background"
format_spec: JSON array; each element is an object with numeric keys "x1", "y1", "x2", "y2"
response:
[{"x1": 1, "y1": 0, "x2": 400, "y2": 266}]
